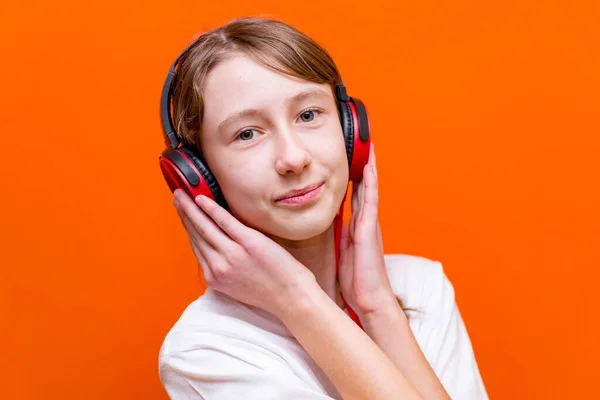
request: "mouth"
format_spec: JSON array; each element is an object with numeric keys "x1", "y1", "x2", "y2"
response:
[{"x1": 275, "y1": 182, "x2": 324, "y2": 206}]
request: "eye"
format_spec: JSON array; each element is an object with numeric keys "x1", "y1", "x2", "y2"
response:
[
  {"x1": 236, "y1": 129, "x2": 259, "y2": 141},
  {"x1": 298, "y1": 108, "x2": 322, "y2": 123}
]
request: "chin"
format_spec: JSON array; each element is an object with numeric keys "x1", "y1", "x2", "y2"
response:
[
  {"x1": 271, "y1": 201, "x2": 341, "y2": 241},
  {"x1": 276, "y1": 220, "x2": 332, "y2": 241}
]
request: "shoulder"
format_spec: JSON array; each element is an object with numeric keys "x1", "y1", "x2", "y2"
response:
[
  {"x1": 383, "y1": 253, "x2": 456, "y2": 342},
  {"x1": 383, "y1": 253, "x2": 453, "y2": 314},
  {"x1": 158, "y1": 290, "x2": 341, "y2": 398},
  {"x1": 159, "y1": 288, "x2": 290, "y2": 361},
  {"x1": 384, "y1": 254, "x2": 489, "y2": 399}
]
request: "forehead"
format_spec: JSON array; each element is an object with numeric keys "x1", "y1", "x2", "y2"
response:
[{"x1": 201, "y1": 54, "x2": 332, "y2": 120}]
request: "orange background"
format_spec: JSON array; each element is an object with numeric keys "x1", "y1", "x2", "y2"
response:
[{"x1": 1, "y1": 1, "x2": 599, "y2": 398}]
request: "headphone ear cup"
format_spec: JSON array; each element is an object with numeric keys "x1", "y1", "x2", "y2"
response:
[
  {"x1": 339, "y1": 97, "x2": 371, "y2": 182},
  {"x1": 159, "y1": 146, "x2": 228, "y2": 209},
  {"x1": 338, "y1": 100, "x2": 355, "y2": 173}
]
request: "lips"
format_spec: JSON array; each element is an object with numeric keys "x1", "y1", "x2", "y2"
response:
[{"x1": 275, "y1": 182, "x2": 323, "y2": 201}]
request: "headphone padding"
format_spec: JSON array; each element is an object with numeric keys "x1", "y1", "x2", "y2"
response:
[
  {"x1": 178, "y1": 146, "x2": 227, "y2": 208},
  {"x1": 338, "y1": 101, "x2": 354, "y2": 170}
]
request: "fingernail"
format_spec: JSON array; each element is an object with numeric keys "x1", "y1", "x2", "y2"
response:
[
  {"x1": 173, "y1": 198, "x2": 180, "y2": 208},
  {"x1": 196, "y1": 195, "x2": 206, "y2": 206}
]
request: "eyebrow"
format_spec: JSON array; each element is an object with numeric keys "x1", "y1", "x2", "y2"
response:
[{"x1": 216, "y1": 88, "x2": 331, "y2": 136}]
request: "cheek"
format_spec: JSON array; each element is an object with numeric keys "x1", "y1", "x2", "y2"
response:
[
  {"x1": 217, "y1": 166, "x2": 261, "y2": 200},
  {"x1": 213, "y1": 164, "x2": 271, "y2": 220},
  {"x1": 317, "y1": 124, "x2": 349, "y2": 178}
]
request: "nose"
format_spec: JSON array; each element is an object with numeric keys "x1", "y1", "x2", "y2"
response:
[{"x1": 274, "y1": 129, "x2": 312, "y2": 175}]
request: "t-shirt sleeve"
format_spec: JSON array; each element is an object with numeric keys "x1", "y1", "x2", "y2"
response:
[
  {"x1": 414, "y1": 261, "x2": 489, "y2": 400},
  {"x1": 159, "y1": 330, "x2": 336, "y2": 400}
]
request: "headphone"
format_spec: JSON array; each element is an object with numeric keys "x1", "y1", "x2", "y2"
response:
[{"x1": 159, "y1": 38, "x2": 372, "y2": 211}]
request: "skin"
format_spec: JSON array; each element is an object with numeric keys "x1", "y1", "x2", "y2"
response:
[
  {"x1": 197, "y1": 53, "x2": 351, "y2": 308},
  {"x1": 171, "y1": 53, "x2": 450, "y2": 399}
]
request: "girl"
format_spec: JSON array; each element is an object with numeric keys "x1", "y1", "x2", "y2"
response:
[{"x1": 158, "y1": 17, "x2": 488, "y2": 400}]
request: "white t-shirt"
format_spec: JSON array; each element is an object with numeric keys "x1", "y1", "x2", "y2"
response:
[{"x1": 158, "y1": 254, "x2": 489, "y2": 399}]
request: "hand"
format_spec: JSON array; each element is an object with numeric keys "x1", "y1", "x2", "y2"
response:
[
  {"x1": 338, "y1": 144, "x2": 398, "y2": 320},
  {"x1": 172, "y1": 189, "x2": 317, "y2": 319}
]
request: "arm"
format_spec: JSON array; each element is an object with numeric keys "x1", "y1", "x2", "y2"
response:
[
  {"x1": 335, "y1": 146, "x2": 451, "y2": 399},
  {"x1": 170, "y1": 191, "x2": 424, "y2": 400},
  {"x1": 362, "y1": 302, "x2": 450, "y2": 400},
  {"x1": 278, "y1": 277, "x2": 423, "y2": 400},
  {"x1": 158, "y1": 274, "x2": 424, "y2": 400},
  {"x1": 363, "y1": 260, "x2": 489, "y2": 400}
]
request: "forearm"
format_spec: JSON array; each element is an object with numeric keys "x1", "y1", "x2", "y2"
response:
[
  {"x1": 362, "y1": 305, "x2": 450, "y2": 400},
  {"x1": 278, "y1": 280, "x2": 423, "y2": 400}
]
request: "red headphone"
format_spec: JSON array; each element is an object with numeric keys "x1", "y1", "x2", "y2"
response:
[
  {"x1": 159, "y1": 40, "x2": 372, "y2": 206},
  {"x1": 159, "y1": 38, "x2": 371, "y2": 328}
]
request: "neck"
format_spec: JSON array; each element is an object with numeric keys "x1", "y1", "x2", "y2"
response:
[{"x1": 269, "y1": 220, "x2": 345, "y2": 310}]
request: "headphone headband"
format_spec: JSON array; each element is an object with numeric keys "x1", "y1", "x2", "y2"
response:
[{"x1": 160, "y1": 41, "x2": 198, "y2": 149}]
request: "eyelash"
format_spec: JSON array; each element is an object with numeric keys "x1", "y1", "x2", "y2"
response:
[
  {"x1": 298, "y1": 107, "x2": 324, "y2": 121},
  {"x1": 234, "y1": 107, "x2": 324, "y2": 142}
]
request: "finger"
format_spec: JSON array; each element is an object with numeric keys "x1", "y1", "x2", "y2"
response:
[
  {"x1": 174, "y1": 198, "x2": 203, "y2": 244},
  {"x1": 174, "y1": 202, "x2": 215, "y2": 282},
  {"x1": 361, "y1": 164, "x2": 379, "y2": 232},
  {"x1": 376, "y1": 220, "x2": 384, "y2": 253},
  {"x1": 370, "y1": 143, "x2": 378, "y2": 179},
  {"x1": 338, "y1": 222, "x2": 354, "y2": 281},
  {"x1": 195, "y1": 195, "x2": 251, "y2": 246},
  {"x1": 180, "y1": 209, "x2": 220, "y2": 265},
  {"x1": 358, "y1": 168, "x2": 366, "y2": 216},
  {"x1": 349, "y1": 183, "x2": 359, "y2": 237},
  {"x1": 175, "y1": 201, "x2": 214, "y2": 258},
  {"x1": 190, "y1": 238, "x2": 216, "y2": 284},
  {"x1": 175, "y1": 190, "x2": 236, "y2": 253},
  {"x1": 340, "y1": 222, "x2": 350, "y2": 256},
  {"x1": 348, "y1": 212, "x2": 356, "y2": 242},
  {"x1": 351, "y1": 181, "x2": 359, "y2": 215}
]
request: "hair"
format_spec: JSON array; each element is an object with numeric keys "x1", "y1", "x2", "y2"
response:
[
  {"x1": 170, "y1": 17, "x2": 341, "y2": 149},
  {"x1": 170, "y1": 16, "x2": 416, "y2": 315}
]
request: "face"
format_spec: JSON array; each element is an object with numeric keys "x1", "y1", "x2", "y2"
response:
[{"x1": 199, "y1": 54, "x2": 349, "y2": 241}]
